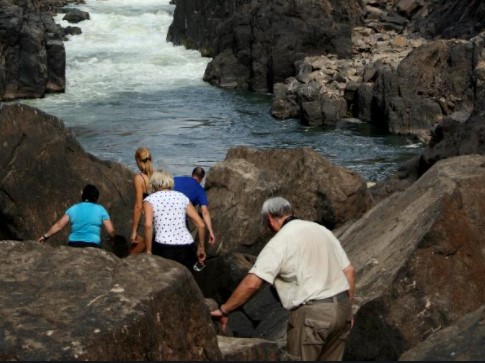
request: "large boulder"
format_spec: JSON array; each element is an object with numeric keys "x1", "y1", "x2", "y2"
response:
[
  {"x1": 337, "y1": 155, "x2": 485, "y2": 360},
  {"x1": 399, "y1": 305, "x2": 485, "y2": 361},
  {"x1": 62, "y1": 8, "x2": 90, "y2": 23},
  {"x1": 361, "y1": 38, "x2": 477, "y2": 140},
  {"x1": 205, "y1": 146, "x2": 373, "y2": 255},
  {"x1": 423, "y1": 115, "x2": 485, "y2": 168},
  {"x1": 0, "y1": 104, "x2": 134, "y2": 245},
  {"x1": 0, "y1": 0, "x2": 66, "y2": 100},
  {"x1": 0, "y1": 240, "x2": 222, "y2": 360},
  {"x1": 167, "y1": 0, "x2": 362, "y2": 93}
]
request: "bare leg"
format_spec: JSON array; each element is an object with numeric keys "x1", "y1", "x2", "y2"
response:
[{"x1": 130, "y1": 235, "x2": 146, "y2": 255}]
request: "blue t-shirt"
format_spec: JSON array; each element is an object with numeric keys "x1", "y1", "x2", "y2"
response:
[
  {"x1": 173, "y1": 176, "x2": 208, "y2": 207},
  {"x1": 66, "y1": 202, "x2": 110, "y2": 244}
]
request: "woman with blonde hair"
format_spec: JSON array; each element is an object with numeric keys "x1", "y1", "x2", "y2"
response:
[
  {"x1": 129, "y1": 147, "x2": 154, "y2": 253},
  {"x1": 143, "y1": 170, "x2": 206, "y2": 269}
]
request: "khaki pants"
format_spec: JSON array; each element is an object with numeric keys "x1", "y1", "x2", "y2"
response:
[{"x1": 287, "y1": 294, "x2": 352, "y2": 361}]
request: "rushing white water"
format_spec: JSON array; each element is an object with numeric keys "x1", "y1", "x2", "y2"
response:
[
  {"x1": 49, "y1": 0, "x2": 209, "y2": 106},
  {"x1": 23, "y1": 0, "x2": 422, "y2": 181}
]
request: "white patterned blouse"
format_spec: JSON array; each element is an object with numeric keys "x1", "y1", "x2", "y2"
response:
[{"x1": 144, "y1": 190, "x2": 193, "y2": 245}]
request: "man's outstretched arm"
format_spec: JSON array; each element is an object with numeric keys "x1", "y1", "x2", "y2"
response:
[{"x1": 210, "y1": 273, "x2": 264, "y2": 333}]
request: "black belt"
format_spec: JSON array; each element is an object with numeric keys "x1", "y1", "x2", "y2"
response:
[{"x1": 307, "y1": 291, "x2": 349, "y2": 304}]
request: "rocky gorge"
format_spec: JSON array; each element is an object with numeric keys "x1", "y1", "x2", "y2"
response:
[{"x1": 1, "y1": 0, "x2": 485, "y2": 361}]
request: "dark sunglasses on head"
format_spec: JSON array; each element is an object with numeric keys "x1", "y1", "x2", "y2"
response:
[{"x1": 141, "y1": 156, "x2": 151, "y2": 162}]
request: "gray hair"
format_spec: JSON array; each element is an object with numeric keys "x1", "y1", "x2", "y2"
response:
[
  {"x1": 150, "y1": 170, "x2": 174, "y2": 191},
  {"x1": 260, "y1": 197, "x2": 293, "y2": 227}
]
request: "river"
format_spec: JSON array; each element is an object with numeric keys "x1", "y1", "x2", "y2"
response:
[{"x1": 22, "y1": 0, "x2": 422, "y2": 182}]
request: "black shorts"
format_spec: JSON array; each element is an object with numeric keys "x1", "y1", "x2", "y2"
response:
[
  {"x1": 152, "y1": 242, "x2": 196, "y2": 270},
  {"x1": 68, "y1": 241, "x2": 102, "y2": 249}
]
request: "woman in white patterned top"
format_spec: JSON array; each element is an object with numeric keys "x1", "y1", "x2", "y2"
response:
[{"x1": 143, "y1": 170, "x2": 206, "y2": 269}]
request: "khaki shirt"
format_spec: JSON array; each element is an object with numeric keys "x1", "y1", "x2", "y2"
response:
[{"x1": 249, "y1": 219, "x2": 350, "y2": 310}]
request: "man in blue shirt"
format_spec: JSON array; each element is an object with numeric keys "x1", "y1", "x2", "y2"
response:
[{"x1": 174, "y1": 167, "x2": 215, "y2": 245}]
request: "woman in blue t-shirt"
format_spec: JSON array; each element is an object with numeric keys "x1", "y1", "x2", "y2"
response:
[{"x1": 38, "y1": 184, "x2": 115, "y2": 248}]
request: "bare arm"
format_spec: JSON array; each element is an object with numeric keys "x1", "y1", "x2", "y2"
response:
[
  {"x1": 103, "y1": 219, "x2": 115, "y2": 239},
  {"x1": 210, "y1": 273, "x2": 264, "y2": 333},
  {"x1": 130, "y1": 174, "x2": 145, "y2": 242},
  {"x1": 221, "y1": 274, "x2": 264, "y2": 312},
  {"x1": 343, "y1": 264, "x2": 355, "y2": 301},
  {"x1": 201, "y1": 205, "x2": 215, "y2": 245},
  {"x1": 143, "y1": 201, "x2": 154, "y2": 254},
  {"x1": 187, "y1": 203, "x2": 206, "y2": 262},
  {"x1": 343, "y1": 264, "x2": 356, "y2": 328},
  {"x1": 38, "y1": 214, "x2": 70, "y2": 242}
]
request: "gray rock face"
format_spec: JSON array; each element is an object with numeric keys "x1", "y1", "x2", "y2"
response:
[
  {"x1": 167, "y1": 0, "x2": 362, "y2": 93},
  {"x1": 367, "y1": 38, "x2": 477, "y2": 139},
  {"x1": 362, "y1": 0, "x2": 485, "y2": 40},
  {"x1": 399, "y1": 305, "x2": 485, "y2": 361},
  {"x1": 0, "y1": 104, "x2": 134, "y2": 245},
  {"x1": 0, "y1": 0, "x2": 66, "y2": 100},
  {"x1": 218, "y1": 336, "x2": 289, "y2": 361},
  {"x1": 404, "y1": 0, "x2": 485, "y2": 40},
  {"x1": 0, "y1": 240, "x2": 222, "y2": 360},
  {"x1": 205, "y1": 146, "x2": 373, "y2": 255},
  {"x1": 337, "y1": 155, "x2": 485, "y2": 360}
]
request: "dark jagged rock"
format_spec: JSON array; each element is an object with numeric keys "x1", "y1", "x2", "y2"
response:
[
  {"x1": 365, "y1": 38, "x2": 477, "y2": 139},
  {"x1": 370, "y1": 114, "x2": 485, "y2": 202},
  {"x1": 404, "y1": 0, "x2": 485, "y2": 40},
  {"x1": 0, "y1": 0, "x2": 66, "y2": 100},
  {"x1": 62, "y1": 7, "x2": 89, "y2": 23},
  {"x1": 167, "y1": 0, "x2": 362, "y2": 93},
  {"x1": 368, "y1": 30, "x2": 485, "y2": 199},
  {"x1": 62, "y1": 25, "x2": 82, "y2": 37},
  {"x1": 194, "y1": 253, "x2": 287, "y2": 343},
  {"x1": 423, "y1": 115, "x2": 485, "y2": 168},
  {"x1": 193, "y1": 253, "x2": 256, "y2": 303},
  {"x1": 268, "y1": 1, "x2": 485, "y2": 138}
]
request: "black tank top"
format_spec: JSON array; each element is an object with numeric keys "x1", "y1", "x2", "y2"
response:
[{"x1": 140, "y1": 173, "x2": 149, "y2": 199}]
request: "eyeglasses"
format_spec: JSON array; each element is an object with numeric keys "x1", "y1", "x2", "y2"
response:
[
  {"x1": 193, "y1": 261, "x2": 206, "y2": 272},
  {"x1": 141, "y1": 157, "x2": 151, "y2": 162}
]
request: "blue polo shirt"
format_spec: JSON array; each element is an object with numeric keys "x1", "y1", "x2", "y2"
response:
[{"x1": 173, "y1": 176, "x2": 208, "y2": 207}]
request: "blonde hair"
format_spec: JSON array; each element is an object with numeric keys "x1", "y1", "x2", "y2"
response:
[
  {"x1": 134, "y1": 147, "x2": 153, "y2": 178},
  {"x1": 150, "y1": 170, "x2": 174, "y2": 191}
]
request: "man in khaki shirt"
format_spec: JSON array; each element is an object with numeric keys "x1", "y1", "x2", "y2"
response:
[{"x1": 211, "y1": 197, "x2": 355, "y2": 361}]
